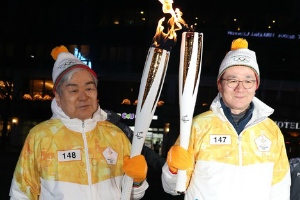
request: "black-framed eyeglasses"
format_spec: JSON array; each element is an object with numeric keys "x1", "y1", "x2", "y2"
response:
[{"x1": 221, "y1": 79, "x2": 256, "y2": 89}]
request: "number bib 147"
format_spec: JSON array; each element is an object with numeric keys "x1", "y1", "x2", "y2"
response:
[{"x1": 210, "y1": 135, "x2": 231, "y2": 145}]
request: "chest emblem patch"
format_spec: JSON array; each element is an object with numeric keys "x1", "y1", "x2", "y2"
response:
[
  {"x1": 102, "y1": 147, "x2": 118, "y2": 165},
  {"x1": 255, "y1": 135, "x2": 272, "y2": 152}
]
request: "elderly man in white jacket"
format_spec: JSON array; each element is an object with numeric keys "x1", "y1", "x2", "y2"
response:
[{"x1": 10, "y1": 46, "x2": 148, "y2": 200}]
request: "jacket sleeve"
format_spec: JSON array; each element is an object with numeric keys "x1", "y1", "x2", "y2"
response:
[
  {"x1": 161, "y1": 121, "x2": 196, "y2": 195},
  {"x1": 141, "y1": 145, "x2": 166, "y2": 172},
  {"x1": 119, "y1": 129, "x2": 148, "y2": 200},
  {"x1": 290, "y1": 162, "x2": 300, "y2": 200},
  {"x1": 270, "y1": 128, "x2": 291, "y2": 200},
  {"x1": 129, "y1": 179, "x2": 149, "y2": 200},
  {"x1": 9, "y1": 131, "x2": 40, "y2": 200},
  {"x1": 161, "y1": 162, "x2": 180, "y2": 196},
  {"x1": 117, "y1": 120, "x2": 166, "y2": 171}
]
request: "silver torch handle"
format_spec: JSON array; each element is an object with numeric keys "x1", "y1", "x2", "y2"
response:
[{"x1": 176, "y1": 32, "x2": 203, "y2": 193}]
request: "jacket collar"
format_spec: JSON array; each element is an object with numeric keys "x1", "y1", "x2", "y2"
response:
[
  {"x1": 211, "y1": 93, "x2": 274, "y2": 123},
  {"x1": 50, "y1": 98, "x2": 107, "y2": 132}
]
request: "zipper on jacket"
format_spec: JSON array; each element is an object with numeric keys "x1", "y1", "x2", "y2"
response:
[
  {"x1": 82, "y1": 121, "x2": 92, "y2": 186},
  {"x1": 238, "y1": 135, "x2": 242, "y2": 166}
]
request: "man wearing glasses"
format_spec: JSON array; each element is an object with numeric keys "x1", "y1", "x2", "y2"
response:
[{"x1": 162, "y1": 38, "x2": 291, "y2": 200}]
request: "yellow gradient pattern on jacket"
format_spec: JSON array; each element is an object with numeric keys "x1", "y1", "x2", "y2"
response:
[
  {"x1": 176, "y1": 110, "x2": 289, "y2": 187},
  {"x1": 14, "y1": 119, "x2": 130, "y2": 199}
]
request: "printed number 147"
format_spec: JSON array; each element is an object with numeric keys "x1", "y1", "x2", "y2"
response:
[{"x1": 214, "y1": 137, "x2": 226, "y2": 143}]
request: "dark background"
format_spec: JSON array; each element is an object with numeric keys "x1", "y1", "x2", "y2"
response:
[{"x1": 1, "y1": 0, "x2": 300, "y2": 199}]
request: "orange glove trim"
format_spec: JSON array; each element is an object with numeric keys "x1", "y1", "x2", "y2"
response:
[
  {"x1": 167, "y1": 145, "x2": 193, "y2": 173},
  {"x1": 169, "y1": 167, "x2": 178, "y2": 174},
  {"x1": 123, "y1": 155, "x2": 148, "y2": 183}
]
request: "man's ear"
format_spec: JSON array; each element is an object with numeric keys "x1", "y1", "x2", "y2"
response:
[
  {"x1": 217, "y1": 83, "x2": 222, "y2": 93},
  {"x1": 55, "y1": 92, "x2": 61, "y2": 107}
]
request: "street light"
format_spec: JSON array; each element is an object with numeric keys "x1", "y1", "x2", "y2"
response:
[{"x1": 12, "y1": 118, "x2": 18, "y2": 125}]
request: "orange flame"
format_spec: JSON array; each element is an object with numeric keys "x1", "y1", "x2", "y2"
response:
[{"x1": 152, "y1": 0, "x2": 188, "y2": 48}]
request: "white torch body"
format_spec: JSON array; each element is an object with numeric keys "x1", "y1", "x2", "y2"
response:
[
  {"x1": 121, "y1": 47, "x2": 170, "y2": 200},
  {"x1": 176, "y1": 32, "x2": 203, "y2": 193}
]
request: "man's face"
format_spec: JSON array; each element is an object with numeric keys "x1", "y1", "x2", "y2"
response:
[
  {"x1": 55, "y1": 69, "x2": 98, "y2": 120},
  {"x1": 218, "y1": 66, "x2": 257, "y2": 114}
]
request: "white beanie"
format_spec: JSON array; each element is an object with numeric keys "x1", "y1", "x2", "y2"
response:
[
  {"x1": 51, "y1": 46, "x2": 97, "y2": 94},
  {"x1": 217, "y1": 38, "x2": 260, "y2": 89}
]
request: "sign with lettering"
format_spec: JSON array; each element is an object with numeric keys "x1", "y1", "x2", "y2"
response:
[
  {"x1": 227, "y1": 31, "x2": 300, "y2": 40},
  {"x1": 275, "y1": 121, "x2": 300, "y2": 130},
  {"x1": 119, "y1": 112, "x2": 158, "y2": 120},
  {"x1": 121, "y1": 112, "x2": 135, "y2": 120}
]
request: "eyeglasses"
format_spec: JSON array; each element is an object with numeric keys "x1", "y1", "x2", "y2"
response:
[{"x1": 221, "y1": 79, "x2": 256, "y2": 89}]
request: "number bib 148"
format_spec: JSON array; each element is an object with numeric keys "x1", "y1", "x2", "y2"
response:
[
  {"x1": 57, "y1": 150, "x2": 82, "y2": 162},
  {"x1": 210, "y1": 135, "x2": 231, "y2": 145}
]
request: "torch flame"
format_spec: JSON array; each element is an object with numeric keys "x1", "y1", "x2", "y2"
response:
[{"x1": 152, "y1": 0, "x2": 188, "y2": 49}]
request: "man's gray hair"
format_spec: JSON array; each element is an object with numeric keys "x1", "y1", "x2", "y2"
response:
[{"x1": 55, "y1": 68, "x2": 98, "y2": 96}]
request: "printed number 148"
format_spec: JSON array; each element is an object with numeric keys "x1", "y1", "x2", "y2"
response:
[{"x1": 62, "y1": 152, "x2": 76, "y2": 159}]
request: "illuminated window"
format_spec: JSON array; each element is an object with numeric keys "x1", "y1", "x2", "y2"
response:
[
  {"x1": 74, "y1": 47, "x2": 92, "y2": 69},
  {"x1": 0, "y1": 80, "x2": 13, "y2": 99},
  {"x1": 68, "y1": 45, "x2": 92, "y2": 68},
  {"x1": 29, "y1": 80, "x2": 54, "y2": 97}
]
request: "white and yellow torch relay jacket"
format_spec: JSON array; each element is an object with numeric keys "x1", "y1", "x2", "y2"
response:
[
  {"x1": 10, "y1": 99, "x2": 148, "y2": 200},
  {"x1": 162, "y1": 94, "x2": 290, "y2": 200}
]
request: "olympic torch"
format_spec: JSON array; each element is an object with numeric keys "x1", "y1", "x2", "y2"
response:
[
  {"x1": 121, "y1": 47, "x2": 170, "y2": 200},
  {"x1": 176, "y1": 31, "x2": 204, "y2": 193},
  {"x1": 121, "y1": 1, "x2": 188, "y2": 199}
]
